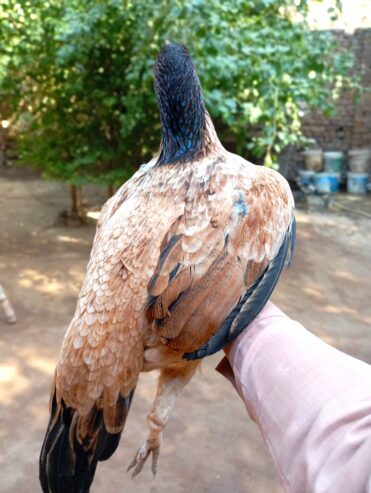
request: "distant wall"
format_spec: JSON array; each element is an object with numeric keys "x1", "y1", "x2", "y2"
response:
[{"x1": 281, "y1": 28, "x2": 371, "y2": 179}]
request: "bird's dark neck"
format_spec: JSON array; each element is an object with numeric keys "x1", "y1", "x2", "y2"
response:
[
  {"x1": 154, "y1": 43, "x2": 215, "y2": 165},
  {"x1": 157, "y1": 83, "x2": 205, "y2": 165}
]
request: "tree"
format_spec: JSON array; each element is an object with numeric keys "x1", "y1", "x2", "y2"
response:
[{"x1": 0, "y1": 0, "x2": 355, "y2": 202}]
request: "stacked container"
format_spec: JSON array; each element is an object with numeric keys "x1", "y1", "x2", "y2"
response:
[
  {"x1": 298, "y1": 148, "x2": 371, "y2": 195},
  {"x1": 312, "y1": 151, "x2": 343, "y2": 193},
  {"x1": 347, "y1": 149, "x2": 370, "y2": 194},
  {"x1": 298, "y1": 149, "x2": 321, "y2": 190}
]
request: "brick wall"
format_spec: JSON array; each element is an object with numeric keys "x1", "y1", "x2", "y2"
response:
[
  {"x1": 281, "y1": 28, "x2": 371, "y2": 179},
  {"x1": 352, "y1": 29, "x2": 371, "y2": 148}
]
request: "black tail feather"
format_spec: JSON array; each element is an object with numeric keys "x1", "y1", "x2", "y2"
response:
[{"x1": 40, "y1": 389, "x2": 135, "y2": 493}]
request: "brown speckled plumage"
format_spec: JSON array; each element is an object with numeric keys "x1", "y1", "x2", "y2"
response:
[{"x1": 40, "y1": 43, "x2": 295, "y2": 493}]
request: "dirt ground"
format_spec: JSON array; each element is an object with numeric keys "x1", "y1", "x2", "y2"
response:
[{"x1": 0, "y1": 166, "x2": 371, "y2": 493}]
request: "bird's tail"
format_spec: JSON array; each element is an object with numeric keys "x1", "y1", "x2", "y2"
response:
[{"x1": 39, "y1": 384, "x2": 135, "y2": 493}]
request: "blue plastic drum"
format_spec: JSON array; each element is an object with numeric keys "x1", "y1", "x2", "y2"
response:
[
  {"x1": 347, "y1": 173, "x2": 368, "y2": 194},
  {"x1": 314, "y1": 172, "x2": 340, "y2": 193}
]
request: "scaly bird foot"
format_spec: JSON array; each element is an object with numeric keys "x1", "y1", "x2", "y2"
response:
[{"x1": 127, "y1": 438, "x2": 160, "y2": 478}]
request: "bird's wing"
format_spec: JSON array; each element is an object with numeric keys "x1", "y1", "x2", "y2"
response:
[
  {"x1": 53, "y1": 160, "x2": 170, "y2": 425},
  {"x1": 89, "y1": 161, "x2": 153, "y2": 258},
  {"x1": 40, "y1": 161, "x2": 187, "y2": 492},
  {"x1": 147, "y1": 159, "x2": 294, "y2": 357}
]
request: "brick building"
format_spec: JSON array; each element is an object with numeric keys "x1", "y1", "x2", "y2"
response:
[
  {"x1": 281, "y1": 27, "x2": 371, "y2": 179},
  {"x1": 281, "y1": 1, "x2": 371, "y2": 179},
  {"x1": 302, "y1": 28, "x2": 371, "y2": 153}
]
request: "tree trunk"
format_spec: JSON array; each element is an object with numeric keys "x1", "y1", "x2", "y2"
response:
[
  {"x1": 70, "y1": 184, "x2": 79, "y2": 215},
  {"x1": 67, "y1": 185, "x2": 87, "y2": 225},
  {"x1": 107, "y1": 183, "x2": 114, "y2": 198}
]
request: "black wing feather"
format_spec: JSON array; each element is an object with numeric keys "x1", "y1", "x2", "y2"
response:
[{"x1": 184, "y1": 218, "x2": 295, "y2": 360}]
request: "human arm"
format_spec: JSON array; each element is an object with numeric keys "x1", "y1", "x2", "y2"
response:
[{"x1": 217, "y1": 302, "x2": 371, "y2": 493}]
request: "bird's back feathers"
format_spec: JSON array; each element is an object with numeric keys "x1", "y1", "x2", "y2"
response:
[{"x1": 146, "y1": 154, "x2": 294, "y2": 355}]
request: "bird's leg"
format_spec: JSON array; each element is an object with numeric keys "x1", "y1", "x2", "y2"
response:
[{"x1": 127, "y1": 361, "x2": 199, "y2": 477}]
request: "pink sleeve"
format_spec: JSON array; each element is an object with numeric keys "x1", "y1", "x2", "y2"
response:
[{"x1": 217, "y1": 301, "x2": 371, "y2": 493}]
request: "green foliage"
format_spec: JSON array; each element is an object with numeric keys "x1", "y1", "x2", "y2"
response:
[{"x1": 0, "y1": 0, "x2": 356, "y2": 182}]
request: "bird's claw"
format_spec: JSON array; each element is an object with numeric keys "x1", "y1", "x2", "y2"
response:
[{"x1": 127, "y1": 439, "x2": 160, "y2": 478}]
